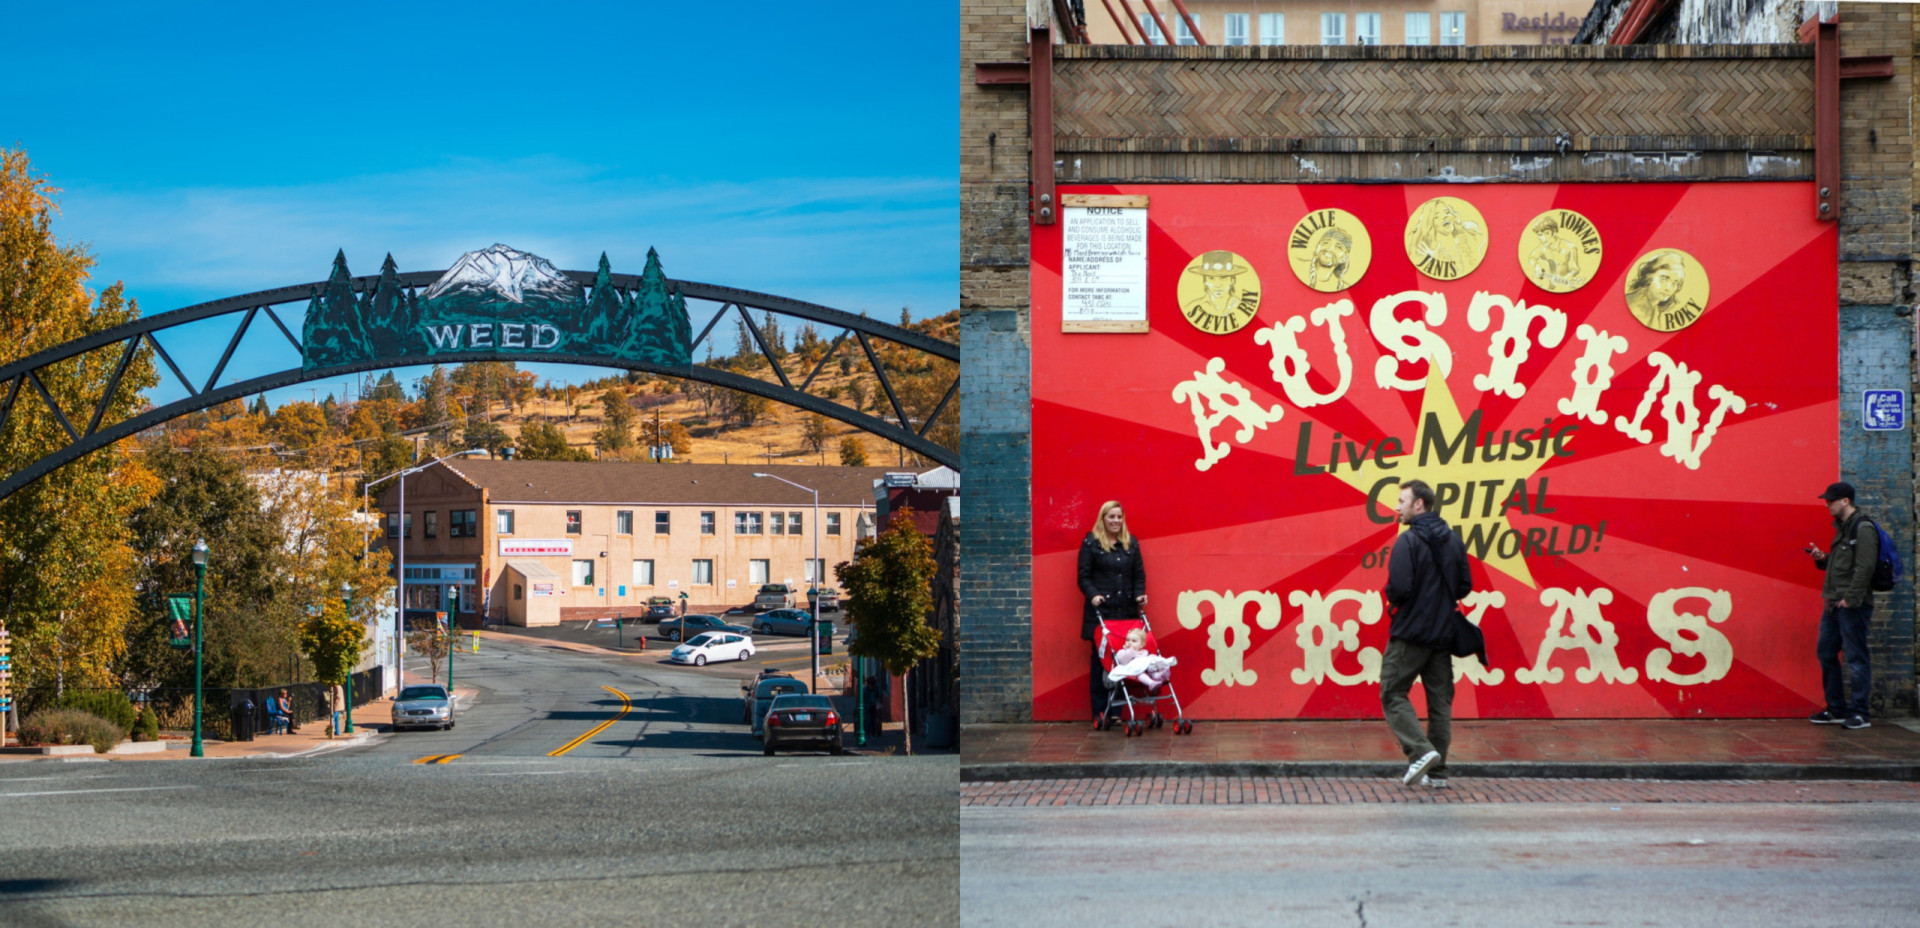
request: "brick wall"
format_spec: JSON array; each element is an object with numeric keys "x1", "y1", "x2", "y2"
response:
[{"x1": 961, "y1": 0, "x2": 1038, "y2": 722}]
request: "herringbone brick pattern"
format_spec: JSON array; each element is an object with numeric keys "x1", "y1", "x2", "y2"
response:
[{"x1": 1055, "y1": 58, "x2": 1812, "y2": 148}]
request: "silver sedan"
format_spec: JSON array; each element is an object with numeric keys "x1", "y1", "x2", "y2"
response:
[{"x1": 390, "y1": 684, "x2": 455, "y2": 731}]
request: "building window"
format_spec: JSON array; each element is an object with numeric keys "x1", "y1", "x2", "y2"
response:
[
  {"x1": 633, "y1": 559, "x2": 654, "y2": 586},
  {"x1": 827, "y1": 512, "x2": 842, "y2": 535},
  {"x1": 424, "y1": 511, "x2": 438, "y2": 539},
  {"x1": 451, "y1": 510, "x2": 476, "y2": 538},
  {"x1": 1440, "y1": 11, "x2": 1465, "y2": 45},
  {"x1": 514, "y1": 583, "x2": 523, "y2": 601},
  {"x1": 1138, "y1": 13, "x2": 1164, "y2": 43},
  {"x1": 700, "y1": 511, "x2": 715, "y2": 535},
  {"x1": 616, "y1": 510, "x2": 633, "y2": 535},
  {"x1": 788, "y1": 512, "x2": 802, "y2": 535},
  {"x1": 1405, "y1": 12, "x2": 1431, "y2": 45},
  {"x1": 805, "y1": 558, "x2": 826, "y2": 583},
  {"x1": 1355, "y1": 13, "x2": 1380, "y2": 45},
  {"x1": 691, "y1": 559, "x2": 713, "y2": 585},
  {"x1": 572, "y1": 559, "x2": 594, "y2": 587},
  {"x1": 1223, "y1": 13, "x2": 1248, "y2": 45},
  {"x1": 750, "y1": 559, "x2": 770, "y2": 585},
  {"x1": 387, "y1": 513, "x2": 412, "y2": 539},
  {"x1": 1173, "y1": 15, "x2": 1196, "y2": 45},
  {"x1": 736, "y1": 511, "x2": 764, "y2": 535},
  {"x1": 770, "y1": 512, "x2": 786, "y2": 535},
  {"x1": 566, "y1": 511, "x2": 582, "y2": 535},
  {"x1": 1259, "y1": 12, "x2": 1284, "y2": 44},
  {"x1": 496, "y1": 510, "x2": 514, "y2": 534},
  {"x1": 655, "y1": 510, "x2": 670, "y2": 534},
  {"x1": 1320, "y1": 13, "x2": 1345, "y2": 45}
]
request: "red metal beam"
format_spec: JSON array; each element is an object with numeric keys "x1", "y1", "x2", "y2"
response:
[
  {"x1": 1139, "y1": 0, "x2": 1177, "y2": 45},
  {"x1": 1841, "y1": 55, "x2": 1895, "y2": 80},
  {"x1": 1098, "y1": 0, "x2": 1137, "y2": 44},
  {"x1": 974, "y1": 61, "x2": 1031, "y2": 85},
  {"x1": 1168, "y1": 0, "x2": 1208, "y2": 44},
  {"x1": 1115, "y1": 0, "x2": 1152, "y2": 44},
  {"x1": 1813, "y1": 18, "x2": 1839, "y2": 222},
  {"x1": 1610, "y1": 0, "x2": 1678, "y2": 45},
  {"x1": 1031, "y1": 25, "x2": 1057, "y2": 226}
]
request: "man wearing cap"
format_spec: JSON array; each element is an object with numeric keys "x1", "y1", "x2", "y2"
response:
[
  {"x1": 1805, "y1": 481, "x2": 1878, "y2": 730},
  {"x1": 1183, "y1": 251, "x2": 1254, "y2": 332}
]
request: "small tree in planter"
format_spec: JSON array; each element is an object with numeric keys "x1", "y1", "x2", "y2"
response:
[
  {"x1": 836, "y1": 509, "x2": 940, "y2": 755},
  {"x1": 407, "y1": 629, "x2": 452, "y2": 683},
  {"x1": 299, "y1": 600, "x2": 367, "y2": 733}
]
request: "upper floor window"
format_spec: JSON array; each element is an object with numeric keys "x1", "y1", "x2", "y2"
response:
[
  {"x1": 1138, "y1": 13, "x2": 1165, "y2": 44},
  {"x1": 788, "y1": 512, "x2": 803, "y2": 535},
  {"x1": 1173, "y1": 16, "x2": 1197, "y2": 45},
  {"x1": 423, "y1": 511, "x2": 438, "y2": 539},
  {"x1": 1320, "y1": 13, "x2": 1346, "y2": 45},
  {"x1": 1355, "y1": 13, "x2": 1381, "y2": 45},
  {"x1": 496, "y1": 510, "x2": 515, "y2": 534},
  {"x1": 616, "y1": 510, "x2": 633, "y2": 535},
  {"x1": 655, "y1": 511, "x2": 671, "y2": 534},
  {"x1": 1223, "y1": 13, "x2": 1248, "y2": 45},
  {"x1": 770, "y1": 512, "x2": 786, "y2": 535},
  {"x1": 827, "y1": 512, "x2": 842, "y2": 536},
  {"x1": 1259, "y1": 13, "x2": 1284, "y2": 44},
  {"x1": 1440, "y1": 11, "x2": 1465, "y2": 45},
  {"x1": 566, "y1": 510, "x2": 582, "y2": 535},
  {"x1": 700, "y1": 511, "x2": 715, "y2": 535},
  {"x1": 450, "y1": 509, "x2": 477, "y2": 538},
  {"x1": 1404, "y1": 12, "x2": 1431, "y2": 45},
  {"x1": 386, "y1": 513, "x2": 413, "y2": 539}
]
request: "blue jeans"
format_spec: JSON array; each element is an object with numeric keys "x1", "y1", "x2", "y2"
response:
[{"x1": 1817, "y1": 604, "x2": 1873, "y2": 718}]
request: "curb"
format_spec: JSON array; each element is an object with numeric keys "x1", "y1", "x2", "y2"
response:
[{"x1": 959, "y1": 760, "x2": 1920, "y2": 782}]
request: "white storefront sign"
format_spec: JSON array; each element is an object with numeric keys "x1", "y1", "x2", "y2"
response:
[{"x1": 501, "y1": 539, "x2": 573, "y2": 557}]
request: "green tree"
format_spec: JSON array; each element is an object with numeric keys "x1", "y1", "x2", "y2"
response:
[
  {"x1": 299, "y1": 599, "x2": 368, "y2": 724},
  {"x1": 517, "y1": 420, "x2": 591, "y2": 462},
  {"x1": 838, "y1": 436, "x2": 869, "y2": 467},
  {"x1": 363, "y1": 371, "x2": 406, "y2": 403},
  {"x1": 594, "y1": 388, "x2": 636, "y2": 453},
  {"x1": 462, "y1": 419, "x2": 513, "y2": 457},
  {"x1": 0, "y1": 149, "x2": 156, "y2": 698},
  {"x1": 835, "y1": 509, "x2": 940, "y2": 754}
]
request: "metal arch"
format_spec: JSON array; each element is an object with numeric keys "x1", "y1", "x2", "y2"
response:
[
  {"x1": 0, "y1": 271, "x2": 952, "y2": 387},
  {"x1": 0, "y1": 269, "x2": 958, "y2": 503}
]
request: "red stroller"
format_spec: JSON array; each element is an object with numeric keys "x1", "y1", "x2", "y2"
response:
[{"x1": 1094, "y1": 610, "x2": 1192, "y2": 736}]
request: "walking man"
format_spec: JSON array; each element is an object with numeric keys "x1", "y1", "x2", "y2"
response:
[
  {"x1": 1806, "y1": 481, "x2": 1878, "y2": 730},
  {"x1": 1382, "y1": 479, "x2": 1472, "y2": 789}
]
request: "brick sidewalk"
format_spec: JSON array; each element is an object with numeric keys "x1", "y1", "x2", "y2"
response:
[
  {"x1": 962, "y1": 776, "x2": 1920, "y2": 806},
  {"x1": 963, "y1": 719, "x2": 1920, "y2": 781}
]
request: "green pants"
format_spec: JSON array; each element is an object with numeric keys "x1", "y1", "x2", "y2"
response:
[{"x1": 1381, "y1": 638, "x2": 1452, "y2": 778}]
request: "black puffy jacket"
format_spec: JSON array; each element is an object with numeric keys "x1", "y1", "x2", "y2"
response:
[
  {"x1": 1077, "y1": 533, "x2": 1145, "y2": 640},
  {"x1": 1384, "y1": 513, "x2": 1471, "y2": 647}
]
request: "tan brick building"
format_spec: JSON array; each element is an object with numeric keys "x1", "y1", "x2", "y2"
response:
[
  {"x1": 1083, "y1": 0, "x2": 1590, "y2": 46},
  {"x1": 375, "y1": 461, "x2": 892, "y2": 626}
]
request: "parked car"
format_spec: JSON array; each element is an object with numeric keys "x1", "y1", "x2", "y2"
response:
[
  {"x1": 746, "y1": 676, "x2": 811, "y2": 734},
  {"x1": 723, "y1": 603, "x2": 778, "y2": 618},
  {"x1": 669, "y1": 632, "x2": 755, "y2": 666},
  {"x1": 741, "y1": 669, "x2": 794, "y2": 701},
  {"x1": 806, "y1": 586, "x2": 841, "y2": 613},
  {"x1": 752, "y1": 609, "x2": 835, "y2": 639},
  {"x1": 645, "y1": 597, "x2": 678, "y2": 621},
  {"x1": 656, "y1": 614, "x2": 750, "y2": 642},
  {"x1": 753, "y1": 583, "x2": 793, "y2": 608},
  {"x1": 390, "y1": 684, "x2": 454, "y2": 731},
  {"x1": 762, "y1": 693, "x2": 843, "y2": 755}
]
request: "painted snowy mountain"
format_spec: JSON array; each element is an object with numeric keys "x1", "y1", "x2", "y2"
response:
[{"x1": 422, "y1": 244, "x2": 583, "y2": 305}]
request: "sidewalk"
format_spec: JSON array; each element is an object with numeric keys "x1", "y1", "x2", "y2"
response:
[{"x1": 961, "y1": 718, "x2": 1920, "y2": 781}]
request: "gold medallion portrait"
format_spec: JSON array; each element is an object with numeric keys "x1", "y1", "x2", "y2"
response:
[
  {"x1": 1288, "y1": 209, "x2": 1371, "y2": 293},
  {"x1": 1518, "y1": 209, "x2": 1603, "y2": 293},
  {"x1": 1404, "y1": 196, "x2": 1487, "y2": 280},
  {"x1": 1177, "y1": 250, "x2": 1262, "y2": 335},
  {"x1": 1623, "y1": 249, "x2": 1710, "y2": 332}
]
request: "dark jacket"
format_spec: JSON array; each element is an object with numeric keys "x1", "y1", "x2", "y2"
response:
[
  {"x1": 1078, "y1": 532, "x2": 1145, "y2": 640},
  {"x1": 1384, "y1": 512, "x2": 1472, "y2": 647},
  {"x1": 1816, "y1": 508, "x2": 1879, "y2": 608}
]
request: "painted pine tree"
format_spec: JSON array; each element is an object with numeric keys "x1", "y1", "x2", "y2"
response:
[{"x1": 299, "y1": 250, "x2": 372, "y2": 369}]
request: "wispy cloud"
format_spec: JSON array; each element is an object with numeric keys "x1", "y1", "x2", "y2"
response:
[{"x1": 58, "y1": 158, "x2": 957, "y2": 319}]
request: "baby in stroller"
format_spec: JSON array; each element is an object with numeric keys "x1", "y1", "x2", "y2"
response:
[{"x1": 1111, "y1": 627, "x2": 1174, "y2": 691}]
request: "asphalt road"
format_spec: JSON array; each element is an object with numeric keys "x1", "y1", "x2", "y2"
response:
[
  {"x1": 960, "y1": 802, "x2": 1920, "y2": 927},
  {"x1": 0, "y1": 636, "x2": 956, "y2": 928}
]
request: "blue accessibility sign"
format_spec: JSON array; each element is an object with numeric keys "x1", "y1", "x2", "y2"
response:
[{"x1": 1863, "y1": 390, "x2": 1906, "y2": 431}]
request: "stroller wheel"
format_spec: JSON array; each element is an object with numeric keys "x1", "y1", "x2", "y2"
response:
[{"x1": 1152, "y1": 714, "x2": 1164, "y2": 729}]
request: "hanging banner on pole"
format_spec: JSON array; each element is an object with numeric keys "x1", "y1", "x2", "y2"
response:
[{"x1": 167, "y1": 595, "x2": 194, "y2": 649}]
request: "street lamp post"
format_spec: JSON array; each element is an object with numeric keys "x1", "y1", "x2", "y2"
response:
[
  {"x1": 341, "y1": 581, "x2": 354, "y2": 734},
  {"x1": 752, "y1": 473, "x2": 820, "y2": 694},
  {"x1": 365, "y1": 449, "x2": 487, "y2": 691},
  {"x1": 446, "y1": 584, "x2": 459, "y2": 694},
  {"x1": 190, "y1": 539, "x2": 209, "y2": 758}
]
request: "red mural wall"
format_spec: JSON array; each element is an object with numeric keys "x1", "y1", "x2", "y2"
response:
[{"x1": 1030, "y1": 182, "x2": 1838, "y2": 720}]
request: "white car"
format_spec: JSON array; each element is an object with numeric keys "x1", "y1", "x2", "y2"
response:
[{"x1": 669, "y1": 632, "x2": 755, "y2": 666}]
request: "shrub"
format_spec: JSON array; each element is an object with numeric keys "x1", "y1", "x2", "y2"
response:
[
  {"x1": 133, "y1": 707, "x2": 160, "y2": 742},
  {"x1": 56, "y1": 690, "x2": 136, "y2": 735},
  {"x1": 19, "y1": 709, "x2": 123, "y2": 753}
]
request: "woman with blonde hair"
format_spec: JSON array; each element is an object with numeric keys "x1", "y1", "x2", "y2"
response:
[{"x1": 1077, "y1": 500, "x2": 1147, "y2": 719}]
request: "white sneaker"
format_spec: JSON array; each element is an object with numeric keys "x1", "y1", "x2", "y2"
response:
[
  {"x1": 1403, "y1": 750, "x2": 1441, "y2": 785},
  {"x1": 1422, "y1": 775, "x2": 1449, "y2": 789}
]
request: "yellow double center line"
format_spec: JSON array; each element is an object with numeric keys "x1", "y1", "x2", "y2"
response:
[
  {"x1": 548, "y1": 685, "x2": 631, "y2": 757},
  {"x1": 413, "y1": 754, "x2": 462, "y2": 765}
]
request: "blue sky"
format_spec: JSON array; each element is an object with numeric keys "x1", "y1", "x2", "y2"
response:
[{"x1": 2, "y1": 2, "x2": 957, "y2": 406}]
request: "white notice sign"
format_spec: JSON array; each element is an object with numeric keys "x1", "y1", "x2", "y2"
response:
[{"x1": 1062, "y1": 194, "x2": 1149, "y2": 333}]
